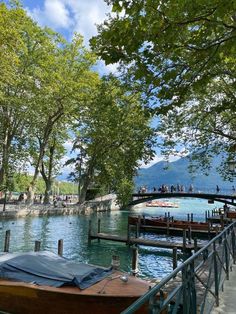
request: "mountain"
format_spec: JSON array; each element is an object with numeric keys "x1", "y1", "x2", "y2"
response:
[{"x1": 135, "y1": 156, "x2": 235, "y2": 192}]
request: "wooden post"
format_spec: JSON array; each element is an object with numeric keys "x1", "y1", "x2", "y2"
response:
[
  {"x1": 58, "y1": 239, "x2": 63, "y2": 256},
  {"x1": 168, "y1": 212, "x2": 170, "y2": 219},
  {"x1": 4, "y1": 230, "x2": 10, "y2": 252},
  {"x1": 138, "y1": 215, "x2": 141, "y2": 235},
  {"x1": 205, "y1": 211, "x2": 207, "y2": 222},
  {"x1": 88, "y1": 220, "x2": 92, "y2": 245},
  {"x1": 194, "y1": 237, "x2": 198, "y2": 253},
  {"x1": 142, "y1": 214, "x2": 146, "y2": 225},
  {"x1": 34, "y1": 240, "x2": 41, "y2": 252},
  {"x1": 164, "y1": 212, "x2": 167, "y2": 219},
  {"x1": 131, "y1": 247, "x2": 139, "y2": 276},
  {"x1": 191, "y1": 213, "x2": 193, "y2": 222},
  {"x1": 97, "y1": 219, "x2": 101, "y2": 243},
  {"x1": 127, "y1": 224, "x2": 131, "y2": 245},
  {"x1": 135, "y1": 223, "x2": 139, "y2": 238},
  {"x1": 167, "y1": 216, "x2": 170, "y2": 236},
  {"x1": 208, "y1": 221, "x2": 211, "y2": 240},
  {"x1": 183, "y1": 229, "x2": 187, "y2": 252},
  {"x1": 208, "y1": 210, "x2": 210, "y2": 218},
  {"x1": 173, "y1": 247, "x2": 177, "y2": 271},
  {"x1": 188, "y1": 226, "x2": 192, "y2": 244},
  {"x1": 220, "y1": 214, "x2": 224, "y2": 230},
  {"x1": 187, "y1": 213, "x2": 190, "y2": 222}
]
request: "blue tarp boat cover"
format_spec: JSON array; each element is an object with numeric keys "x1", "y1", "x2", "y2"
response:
[{"x1": 0, "y1": 251, "x2": 112, "y2": 289}]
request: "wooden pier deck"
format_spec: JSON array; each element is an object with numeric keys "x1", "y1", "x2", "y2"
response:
[{"x1": 89, "y1": 232, "x2": 202, "y2": 251}]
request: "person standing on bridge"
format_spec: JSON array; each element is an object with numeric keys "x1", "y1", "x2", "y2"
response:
[{"x1": 216, "y1": 185, "x2": 220, "y2": 193}]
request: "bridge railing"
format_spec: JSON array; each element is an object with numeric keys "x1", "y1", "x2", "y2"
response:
[{"x1": 121, "y1": 222, "x2": 236, "y2": 314}]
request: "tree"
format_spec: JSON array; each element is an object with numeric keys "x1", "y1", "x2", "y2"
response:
[
  {"x1": 71, "y1": 76, "x2": 155, "y2": 206},
  {"x1": 91, "y1": 0, "x2": 236, "y2": 173}
]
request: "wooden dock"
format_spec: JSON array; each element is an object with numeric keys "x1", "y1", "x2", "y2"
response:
[{"x1": 89, "y1": 232, "x2": 202, "y2": 251}]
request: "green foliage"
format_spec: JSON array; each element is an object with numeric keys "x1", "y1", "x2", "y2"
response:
[
  {"x1": 115, "y1": 178, "x2": 134, "y2": 208},
  {"x1": 72, "y1": 75, "x2": 155, "y2": 203},
  {"x1": 91, "y1": 0, "x2": 236, "y2": 175}
]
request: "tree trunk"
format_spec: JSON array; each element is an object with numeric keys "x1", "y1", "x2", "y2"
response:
[{"x1": 44, "y1": 180, "x2": 52, "y2": 204}]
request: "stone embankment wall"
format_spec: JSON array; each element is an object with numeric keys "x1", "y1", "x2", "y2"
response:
[{"x1": 0, "y1": 194, "x2": 119, "y2": 219}]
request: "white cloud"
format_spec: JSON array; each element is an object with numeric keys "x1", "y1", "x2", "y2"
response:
[
  {"x1": 29, "y1": 0, "x2": 73, "y2": 30},
  {"x1": 27, "y1": 0, "x2": 110, "y2": 45}
]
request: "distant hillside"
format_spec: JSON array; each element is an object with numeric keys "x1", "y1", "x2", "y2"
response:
[{"x1": 135, "y1": 156, "x2": 235, "y2": 192}]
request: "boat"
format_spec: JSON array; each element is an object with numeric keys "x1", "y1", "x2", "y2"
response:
[
  {"x1": 0, "y1": 251, "x2": 152, "y2": 314},
  {"x1": 146, "y1": 201, "x2": 179, "y2": 208},
  {"x1": 128, "y1": 215, "x2": 212, "y2": 231}
]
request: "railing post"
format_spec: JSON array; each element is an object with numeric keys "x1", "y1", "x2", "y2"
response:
[
  {"x1": 231, "y1": 227, "x2": 236, "y2": 264},
  {"x1": 224, "y1": 234, "x2": 229, "y2": 280},
  {"x1": 182, "y1": 261, "x2": 196, "y2": 314},
  {"x1": 213, "y1": 241, "x2": 219, "y2": 306}
]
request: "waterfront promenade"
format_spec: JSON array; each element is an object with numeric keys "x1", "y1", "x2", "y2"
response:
[{"x1": 211, "y1": 264, "x2": 236, "y2": 314}]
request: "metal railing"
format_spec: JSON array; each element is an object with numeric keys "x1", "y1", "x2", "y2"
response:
[{"x1": 122, "y1": 222, "x2": 236, "y2": 314}]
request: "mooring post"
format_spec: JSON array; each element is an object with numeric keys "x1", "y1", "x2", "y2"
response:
[
  {"x1": 127, "y1": 224, "x2": 131, "y2": 245},
  {"x1": 138, "y1": 215, "x2": 141, "y2": 235},
  {"x1": 88, "y1": 220, "x2": 92, "y2": 245},
  {"x1": 173, "y1": 247, "x2": 177, "y2": 271},
  {"x1": 220, "y1": 214, "x2": 224, "y2": 230},
  {"x1": 164, "y1": 212, "x2": 167, "y2": 220},
  {"x1": 97, "y1": 218, "x2": 101, "y2": 243},
  {"x1": 34, "y1": 240, "x2": 41, "y2": 252},
  {"x1": 208, "y1": 221, "x2": 211, "y2": 240},
  {"x1": 205, "y1": 211, "x2": 207, "y2": 222},
  {"x1": 183, "y1": 229, "x2": 187, "y2": 252},
  {"x1": 131, "y1": 247, "x2": 139, "y2": 276},
  {"x1": 58, "y1": 239, "x2": 63, "y2": 256},
  {"x1": 191, "y1": 213, "x2": 193, "y2": 222},
  {"x1": 194, "y1": 237, "x2": 198, "y2": 253},
  {"x1": 188, "y1": 226, "x2": 192, "y2": 244},
  {"x1": 142, "y1": 214, "x2": 146, "y2": 225},
  {"x1": 135, "y1": 223, "x2": 139, "y2": 238},
  {"x1": 4, "y1": 230, "x2": 10, "y2": 252},
  {"x1": 187, "y1": 213, "x2": 190, "y2": 222},
  {"x1": 167, "y1": 216, "x2": 170, "y2": 235}
]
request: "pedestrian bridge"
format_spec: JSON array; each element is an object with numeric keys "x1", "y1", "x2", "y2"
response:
[{"x1": 130, "y1": 192, "x2": 236, "y2": 206}]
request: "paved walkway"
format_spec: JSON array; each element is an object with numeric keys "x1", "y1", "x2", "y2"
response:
[{"x1": 211, "y1": 264, "x2": 236, "y2": 314}]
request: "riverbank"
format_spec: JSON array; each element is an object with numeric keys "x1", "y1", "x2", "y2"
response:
[{"x1": 0, "y1": 194, "x2": 119, "y2": 219}]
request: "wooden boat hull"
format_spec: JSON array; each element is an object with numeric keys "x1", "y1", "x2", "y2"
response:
[
  {"x1": 0, "y1": 272, "x2": 151, "y2": 314},
  {"x1": 128, "y1": 216, "x2": 211, "y2": 231}
]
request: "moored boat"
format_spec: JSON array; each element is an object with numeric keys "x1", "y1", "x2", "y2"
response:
[
  {"x1": 128, "y1": 215, "x2": 212, "y2": 231},
  {"x1": 146, "y1": 201, "x2": 179, "y2": 208},
  {"x1": 0, "y1": 251, "x2": 152, "y2": 314}
]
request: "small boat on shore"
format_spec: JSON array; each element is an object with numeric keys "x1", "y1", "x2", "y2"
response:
[
  {"x1": 146, "y1": 200, "x2": 179, "y2": 208},
  {"x1": 0, "y1": 251, "x2": 151, "y2": 314}
]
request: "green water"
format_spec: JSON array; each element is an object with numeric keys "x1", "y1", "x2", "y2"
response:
[{"x1": 0, "y1": 198, "x2": 221, "y2": 279}]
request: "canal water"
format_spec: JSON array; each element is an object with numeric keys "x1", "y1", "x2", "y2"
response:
[{"x1": 0, "y1": 198, "x2": 222, "y2": 280}]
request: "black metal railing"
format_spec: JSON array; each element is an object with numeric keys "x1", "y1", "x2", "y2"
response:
[{"x1": 122, "y1": 222, "x2": 236, "y2": 314}]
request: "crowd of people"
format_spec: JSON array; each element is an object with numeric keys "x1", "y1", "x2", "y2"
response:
[{"x1": 138, "y1": 184, "x2": 236, "y2": 194}]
